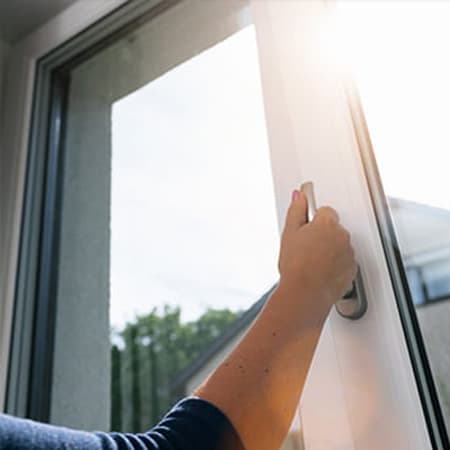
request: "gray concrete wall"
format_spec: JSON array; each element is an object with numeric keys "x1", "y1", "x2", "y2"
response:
[
  {"x1": 50, "y1": 70, "x2": 113, "y2": 430},
  {"x1": 416, "y1": 300, "x2": 450, "y2": 431}
]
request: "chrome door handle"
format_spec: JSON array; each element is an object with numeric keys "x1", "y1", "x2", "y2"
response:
[{"x1": 300, "y1": 182, "x2": 367, "y2": 320}]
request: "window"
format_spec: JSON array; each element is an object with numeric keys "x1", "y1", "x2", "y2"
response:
[{"x1": 13, "y1": 1, "x2": 449, "y2": 448}]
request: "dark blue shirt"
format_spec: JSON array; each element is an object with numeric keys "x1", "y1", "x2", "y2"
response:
[{"x1": 0, "y1": 397, "x2": 242, "y2": 450}]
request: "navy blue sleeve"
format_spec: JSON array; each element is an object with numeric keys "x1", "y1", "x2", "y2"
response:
[{"x1": 0, "y1": 397, "x2": 243, "y2": 450}]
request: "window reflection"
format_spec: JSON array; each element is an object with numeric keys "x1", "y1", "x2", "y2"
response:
[
  {"x1": 337, "y1": 0, "x2": 450, "y2": 435},
  {"x1": 389, "y1": 198, "x2": 450, "y2": 306}
]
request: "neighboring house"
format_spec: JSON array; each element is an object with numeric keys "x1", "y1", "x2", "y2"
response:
[
  {"x1": 389, "y1": 197, "x2": 450, "y2": 422},
  {"x1": 389, "y1": 197, "x2": 450, "y2": 305}
]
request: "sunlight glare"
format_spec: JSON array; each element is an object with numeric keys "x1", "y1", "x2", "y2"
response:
[{"x1": 336, "y1": 1, "x2": 450, "y2": 210}]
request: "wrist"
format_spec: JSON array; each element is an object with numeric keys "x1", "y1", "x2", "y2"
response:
[{"x1": 273, "y1": 279, "x2": 333, "y2": 326}]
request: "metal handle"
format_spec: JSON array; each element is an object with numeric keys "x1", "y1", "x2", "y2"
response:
[{"x1": 300, "y1": 181, "x2": 367, "y2": 320}]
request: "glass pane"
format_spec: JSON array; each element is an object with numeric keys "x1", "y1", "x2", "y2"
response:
[
  {"x1": 109, "y1": 27, "x2": 279, "y2": 432},
  {"x1": 50, "y1": 0, "x2": 281, "y2": 435},
  {"x1": 337, "y1": 1, "x2": 450, "y2": 436}
]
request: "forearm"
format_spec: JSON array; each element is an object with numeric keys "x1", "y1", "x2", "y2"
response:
[
  {"x1": 195, "y1": 188, "x2": 356, "y2": 450},
  {"x1": 194, "y1": 282, "x2": 329, "y2": 450}
]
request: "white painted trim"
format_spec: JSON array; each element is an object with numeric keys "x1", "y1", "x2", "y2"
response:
[
  {"x1": 251, "y1": 1, "x2": 431, "y2": 449},
  {"x1": 0, "y1": 0, "x2": 126, "y2": 413}
]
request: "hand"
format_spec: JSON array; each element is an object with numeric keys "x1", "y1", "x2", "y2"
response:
[{"x1": 278, "y1": 189, "x2": 357, "y2": 315}]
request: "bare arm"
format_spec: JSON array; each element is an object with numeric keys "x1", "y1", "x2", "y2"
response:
[{"x1": 194, "y1": 189, "x2": 357, "y2": 450}]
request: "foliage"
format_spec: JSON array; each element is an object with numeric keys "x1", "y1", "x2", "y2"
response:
[{"x1": 110, "y1": 305, "x2": 240, "y2": 432}]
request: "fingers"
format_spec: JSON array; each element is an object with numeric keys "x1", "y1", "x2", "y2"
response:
[
  {"x1": 284, "y1": 190, "x2": 340, "y2": 233},
  {"x1": 283, "y1": 189, "x2": 308, "y2": 233},
  {"x1": 313, "y1": 206, "x2": 340, "y2": 225}
]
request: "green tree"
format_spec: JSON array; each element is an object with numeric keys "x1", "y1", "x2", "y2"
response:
[
  {"x1": 110, "y1": 305, "x2": 240, "y2": 432},
  {"x1": 126, "y1": 324, "x2": 142, "y2": 432},
  {"x1": 110, "y1": 344, "x2": 122, "y2": 431}
]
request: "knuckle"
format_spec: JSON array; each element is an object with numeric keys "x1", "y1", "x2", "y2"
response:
[
  {"x1": 335, "y1": 225, "x2": 350, "y2": 244},
  {"x1": 315, "y1": 206, "x2": 332, "y2": 218},
  {"x1": 326, "y1": 206, "x2": 340, "y2": 222},
  {"x1": 318, "y1": 206, "x2": 334, "y2": 215},
  {"x1": 341, "y1": 228, "x2": 351, "y2": 243}
]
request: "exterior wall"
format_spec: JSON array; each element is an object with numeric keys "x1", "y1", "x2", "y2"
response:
[
  {"x1": 50, "y1": 63, "x2": 112, "y2": 430},
  {"x1": 416, "y1": 300, "x2": 450, "y2": 426}
]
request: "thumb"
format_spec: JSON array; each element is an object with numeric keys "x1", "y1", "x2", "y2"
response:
[{"x1": 284, "y1": 189, "x2": 308, "y2": 233}]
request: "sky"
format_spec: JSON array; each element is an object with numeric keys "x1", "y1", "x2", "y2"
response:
[{"x1": 109, "y1": 27, "x2": 279, "y2": 330}]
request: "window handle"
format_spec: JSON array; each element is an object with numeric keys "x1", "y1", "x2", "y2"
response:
[{"x1": 300, "y1": 182, "x2": 368, "y2": 320}]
